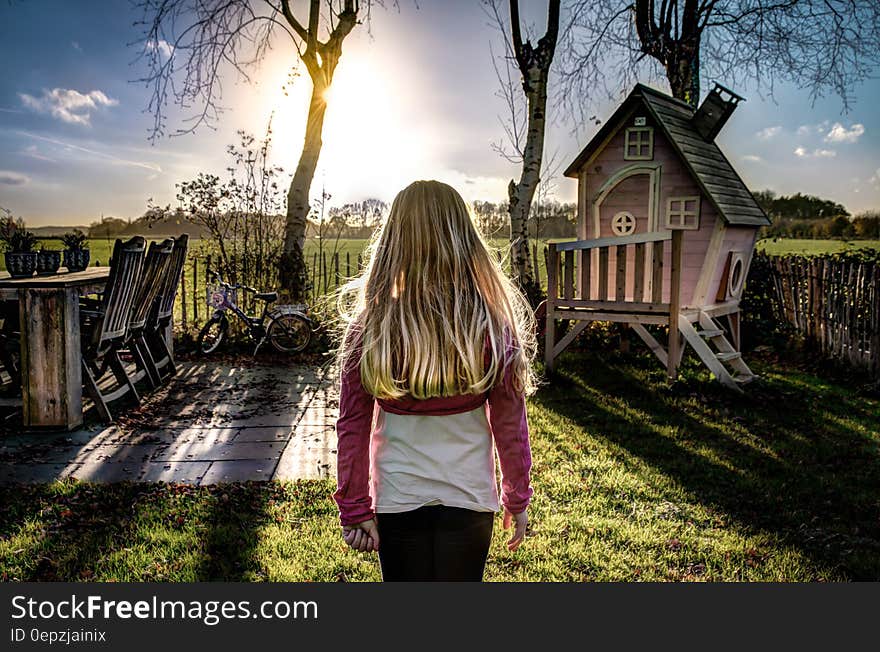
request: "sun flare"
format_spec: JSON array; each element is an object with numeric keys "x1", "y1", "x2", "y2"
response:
[{"x1": 249, "y1": 52, "x2": 431, "y2": 202}]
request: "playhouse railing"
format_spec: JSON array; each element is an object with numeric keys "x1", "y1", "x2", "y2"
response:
[{"x1": 545, "y1": 229, "x2": 684, "y2": 379}]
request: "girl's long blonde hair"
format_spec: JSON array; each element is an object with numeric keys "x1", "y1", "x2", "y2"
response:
[{"x1": 334, "y1": 180, "x2": 537, "y2": 399}]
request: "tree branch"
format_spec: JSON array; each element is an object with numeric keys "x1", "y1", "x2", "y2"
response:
[
  {"x1": 280, "y1": 0, "x2": 310, "y2": 42},
  {"x1": 509, "y1": 0, "x2": 529, "y2": 73}
]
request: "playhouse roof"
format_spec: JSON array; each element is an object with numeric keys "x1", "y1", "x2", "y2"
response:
[{"x1": 564, "y1": 84, "x2": 771, "y2": 227}]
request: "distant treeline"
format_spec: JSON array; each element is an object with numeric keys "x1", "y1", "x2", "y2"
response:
[
  {"x1": 69, "y1": 198, "x2": 579, "y2": 241},
  {"x1": 473, "y1": 200, "x2": 577, "y2": 239},
  {"x1": 87, "y1": 215, "x2": 209, "y2": 239},
  {"x1": 33, "y1": 190, "x2": 878, "y2": 242},
  {"x1": 313, "y1": 198, "x2": 577, "y2": 240},
  {"x1": 753, "y1": 189, "x2": 879, "y2": 240}
]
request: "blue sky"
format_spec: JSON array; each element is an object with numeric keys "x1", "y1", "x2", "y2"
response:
[{"x1": 1, "y1": 0, "x2": 878, "y2": 226}]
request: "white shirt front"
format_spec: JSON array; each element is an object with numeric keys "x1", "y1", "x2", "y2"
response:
[{"x1": 369, "y1": 404, "x2": 500, "y2": 514}]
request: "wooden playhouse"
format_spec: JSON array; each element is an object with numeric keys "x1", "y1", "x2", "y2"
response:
[{"x1": 544, "y1": 83, "x2": 771, "y2": 390}]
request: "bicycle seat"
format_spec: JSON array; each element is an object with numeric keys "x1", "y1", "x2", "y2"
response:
[{"x1": 254, "y1": 291, "x2": 278, "y2": 302}]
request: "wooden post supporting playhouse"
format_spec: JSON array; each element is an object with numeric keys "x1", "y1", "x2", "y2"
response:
[
  {"x1": 545, "y1": 242, "x2": 559, "y2": 373},
  {"x1": 667, "y1": 229, "x2": 683, "y2": 382}
]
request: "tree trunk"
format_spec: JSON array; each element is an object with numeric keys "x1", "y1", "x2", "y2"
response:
[
  {"x1": 506, "y1": 0, "x2": 560, "y2": 308},
  {"x1": 276, "y1": 1, "x2": 358, "y2": 303},
  {"x1": 634, "y1": 0, "x2": 702, "y2": 108},
  {"x1": 279, "y1": 79, "x2": 328, "y2": 302},
  {"x1": 666, "y1": 34, "x2": 700, "y2": 107},
  {"x1": 508, "y1": 66, "x2": 549, "y2": 304},
  {"x1": 666, "y1": 49, "x2": 699, "y2": 107}
]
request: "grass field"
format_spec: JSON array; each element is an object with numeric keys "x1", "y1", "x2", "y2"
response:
[
  {"x1": 2, "y1": 349, "x2": 878, "y2": 581},
  {"x1": 757, "y1": 238, "x2": 880, "y2": 256}
]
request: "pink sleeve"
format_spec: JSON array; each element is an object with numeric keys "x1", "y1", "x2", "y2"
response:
[
  {"x1": 486, "y1": 334, "x2": 533, "y2": 514},
  {"x1": 332, "y1": 325, "x2": 376, "y2": 526}
]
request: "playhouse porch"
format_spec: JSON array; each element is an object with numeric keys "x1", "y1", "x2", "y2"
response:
[{"x1": 543, "y1": 230, "x2": 756, "y2": 391}]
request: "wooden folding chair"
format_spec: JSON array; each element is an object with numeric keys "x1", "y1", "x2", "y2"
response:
[
  {"x1": 146, "y1": 234, "x2": 189, "y2": 382},
  {"x1": 80, "y1": 236, "x2": 145, "y2": 423},
  {"x1": 0, "y1": 303, "x2": 22, "y2": 409},
  {"x1": 122, "y1": 238, "x2": 174, "y2": 390}
]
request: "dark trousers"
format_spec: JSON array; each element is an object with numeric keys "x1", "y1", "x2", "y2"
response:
[{"x1": 375, "y1": 505, "x2": 494, "y2": 581}]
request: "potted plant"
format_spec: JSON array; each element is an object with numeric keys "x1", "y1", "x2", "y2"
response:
[
  {"x1": 61, "y1": 229, "x2": 90, "y2": 272},
  {"x1": 0, "y1": 219, "x2": 39, "y2": 278},
  {"x1": 36, "y1": 246, "x2": 62, "y2": 275}
]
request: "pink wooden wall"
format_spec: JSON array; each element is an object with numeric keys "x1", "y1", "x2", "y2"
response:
[
  {"x1": 580, "y1": 112, "x2": 724, "y2": 306},
  {"x1": 705, "y1": 226, "x2": 757, "y2": 302}
]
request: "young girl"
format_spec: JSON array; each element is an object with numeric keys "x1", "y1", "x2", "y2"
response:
[{"x1": 332, "y1": 180, "x2": 537, "y2": 581}]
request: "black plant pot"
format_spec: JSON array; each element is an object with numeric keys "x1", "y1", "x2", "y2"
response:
[
  {"x1": 63, "y1": 248, "x2": 90, "y2": 272},
  {"x1": 4, "y1": 252, "x2": 37, "y2": 278},
  {"x1": 37, "y1": 250, "x2": 62, "y2": 276}
]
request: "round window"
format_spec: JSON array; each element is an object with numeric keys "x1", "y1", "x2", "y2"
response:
[
  {"x1": 611, "y1": 211, "x2": 636, "y2": 236},
  {"x1": 728, "y1": 257, "x2": 744, "y2": 297}
]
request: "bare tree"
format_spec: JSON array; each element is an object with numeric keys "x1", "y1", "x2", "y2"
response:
[
  {"x1": 133, "y1": 0, "x2": 395, "y2": 302},
  {"x1": 560, "y1": 0, "x2": 880, "y2": 116},
  {"x1": 485, "y1": 0, "x2": 561, "y2": 305},
  {"x1": 147, "y1": 123, "x2": 288, "y2": 299}
]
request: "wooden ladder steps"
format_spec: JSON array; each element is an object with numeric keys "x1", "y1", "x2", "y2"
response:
[
  {"x1": 715, "y1": 351, "x2": 742, "y2": 362},
  {"x1": 696, "y1": 328, "x2": 724, "y2": 338},
  {"x1": 733, "y1": 373, "x2": 757, "y2": 384}
]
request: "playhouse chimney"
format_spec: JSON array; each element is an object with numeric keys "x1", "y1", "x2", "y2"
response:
[{"x1": 691, "y1": 83, "x2": 744, "y2": 141}]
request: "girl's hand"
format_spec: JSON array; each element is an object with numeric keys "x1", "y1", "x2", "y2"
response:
[
  {"x1": 342, "y1": 518, "x2": 380, "y2": 552},
  {"x1": 503, "y1": 507, "x2": 528, "y2": 551}
]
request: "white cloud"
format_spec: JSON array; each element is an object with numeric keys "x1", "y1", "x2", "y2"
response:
[
  {"x1": 756, "y1": 126, "x2": 782, "y2": 140},
  {"x1": 824, "y1": 122, "x2": 865, "y2": 144},
  {"x1": 146, "y1": 39, "x2": 174, "y2": 58},
  {"x1": 18, "y1": 88, "x2": 118, "y2": 126},
  {"x1": 741, "y1": 154, "x2": 763, "y2": 163},
  {"x1": 71, "y1": 41, "x2": 82, "y2": 52},
  {"x1": 0, "y1": 170, "x2": 30, "y2": 186},
  {"x1": 870, "y1": 169, "x2": 880, "y2": 186},
  {"x1": 794, "y1": 147, "x2": 836, "y2": 158},
  {"x1": 796, "y1": 120, "x2": 831, "y2": 137}
]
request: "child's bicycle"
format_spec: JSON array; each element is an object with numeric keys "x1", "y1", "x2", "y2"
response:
[{"x1": 197, "y1": 268, "x2": 312, "y2": 356}]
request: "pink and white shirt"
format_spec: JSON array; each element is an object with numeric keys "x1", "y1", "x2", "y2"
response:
[{"x1": 333, "y1": 327, "x2": 533, "y2": 526}]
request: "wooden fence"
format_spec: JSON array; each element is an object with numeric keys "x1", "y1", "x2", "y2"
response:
[
  {"x1": 172, "y1": 249, "x2": 364, "y2": 333},
  {"x1": 760, "y1": 253, "x2": 880, "y2": 377},
  {"x1": 308, "y1": 250, "x2": 364, "y2": 299},
  {"x1": 170, "y1": 245, "x2": 520, "y2": 333}
]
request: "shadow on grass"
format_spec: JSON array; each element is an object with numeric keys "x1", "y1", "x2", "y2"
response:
[
  {"x1": 0, "y1": 481, "x2": 277, "y2": 581},
  {"x1": 533, "y1": 350, "x2": 880, "y2": 579},
  {"x1": 0, "y1": 481, "x2": 153, "y2": 580},
  {"x1": 195, "y1": 481, "x2": 276, "y2": 580}
]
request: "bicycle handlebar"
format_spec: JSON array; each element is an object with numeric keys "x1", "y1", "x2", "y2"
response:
[{"x1": 206, "y1": 269, "x2": 258, "y2": 294}]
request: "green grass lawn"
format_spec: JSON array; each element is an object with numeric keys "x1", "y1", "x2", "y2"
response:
[
  {"x1": 2, "y1": 349, "x2": 878, "y2": 581},
  {"x1": 757, "y1": 238, "x2": 880, "y2": 256}
]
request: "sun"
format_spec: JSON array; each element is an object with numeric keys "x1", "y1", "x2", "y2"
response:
[
  {"x1": 245, "y1": 49, "x2": 432, "y2": 202},
  {"x1": 316, "y1": 57, "x2": 430, "y2": 198}
]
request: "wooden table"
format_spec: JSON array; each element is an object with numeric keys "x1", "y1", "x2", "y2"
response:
[{"x1": 0, "y1": 267, "x2": 110, "y2": 430}]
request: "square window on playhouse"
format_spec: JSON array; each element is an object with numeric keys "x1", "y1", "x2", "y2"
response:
[{"x1": 665, "y1": 196, "x2": 701, "y2": 230}]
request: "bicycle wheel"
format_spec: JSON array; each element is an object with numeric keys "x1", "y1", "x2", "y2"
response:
[
  {"x1": 197, "y1": 316, "x2": 227, "y2": 355},
  {"x1": 267, "y1": 314, "x2": 311, "y2": 353}
]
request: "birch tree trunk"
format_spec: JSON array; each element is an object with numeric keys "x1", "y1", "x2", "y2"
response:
[{"x1": 507, "y1": 0, "x2": 560, "y2": 305}]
